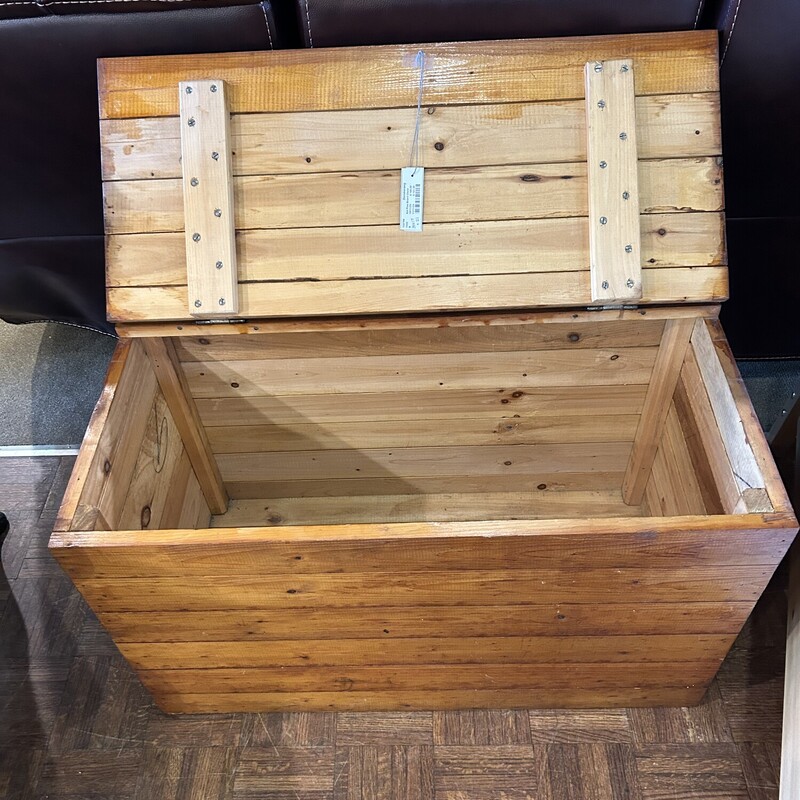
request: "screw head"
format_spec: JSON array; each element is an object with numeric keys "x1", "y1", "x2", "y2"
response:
[
  {"x1": 214, "y1": 208, "x2": 222, "y2": 218},
  {"x1": 599, "y1": 161, "x2": 607, "y2": 169},
  {"x1": 622, "y1": 191, "x2": 630, "y2": 200},
  {"x1": 188, "y1": 117, "x2": 196, "y2": 127},
  {"x1": 211, "y1": 152, "x2": 219, "y2": 161},
  {"x1": 216, "y1": 261, "x2": 223, "y2": 270},
  {"x1": 602, "y1": 281, "x2": 609, "y2": 290},
  {"x1": 619, "y1": 132, "x2": 628, "y2": 140},
  {"x1": 597, "y1": 100, "x2": 606, "y2": 109},
  {"x1": 210, "y1": 84, "x2": 218, "y2": 92},
  {"x1": 599, "y1": 216, "x2": 608, "y2": 225},
  {"x1": 219, "y1": 298, "x2": 226, "y2": 306},
  {"x1": 626, "y1": 278, "x2": 635, "y2": 288},
  {"x1": 621, "y1": 64, "x2": 629, "y2": 72},
  {"x1": 194, "y1": 299, "x2": 202, "y2": 308},
  {"x1": 594, "y1": 62, "x2": 603, "y2": 73},
  {"x1": 625, "y1": 244, "x2": 633, "y2": 253},
  {"x1": 192, "y1": 232, "x2": 201, "y2": 242},
  {"x1": 185, "y1": 86, "x2": 193, "y2": 94},
  {"x1": 190, "y1": 177, "x2": 199, "y2": 187}
]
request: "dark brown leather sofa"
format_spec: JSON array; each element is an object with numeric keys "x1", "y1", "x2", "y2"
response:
[{"x1": 3, "y1": 0, "x2": 797, "y2": 356}]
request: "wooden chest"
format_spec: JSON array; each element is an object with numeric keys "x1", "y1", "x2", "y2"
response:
[{"x1": 50, "y1": 31, "x2": 798, "y2": 714}]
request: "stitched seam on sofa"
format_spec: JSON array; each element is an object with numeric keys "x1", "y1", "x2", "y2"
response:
[
  {"x1": 259, "y1": 0, "x2": 273, "y2": 49},
  {"x1": 721, "y1": 0, "x2": 743, "y2": 63},
  {"x1": 302, "y1": 0, "x2": 313, "y2": 46},
  {"x1": 693, "y1": 0, "x2": 703, "y2": 28}
]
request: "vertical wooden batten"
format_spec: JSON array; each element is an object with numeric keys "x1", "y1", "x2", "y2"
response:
[
  {"x1": 142, "y1": 337, "x2": 229, "y2": 514},
  {"x1": 622, "y1": 317, "x2": 694, "y2": 505},
  {"x1": 179, "y1": 79, "x2": 239, "y2": 318},
  {"x1": 584, "y1": 59, "x2": 642, "y2": 304}
]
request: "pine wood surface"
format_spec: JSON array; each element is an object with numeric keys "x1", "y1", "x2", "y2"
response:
[
  {"x1": 3, "y1": 454, "x2": 790, "y2": 798},
  {"x1": 99, "y1": 34, "x2": 725, "y2": 323}
]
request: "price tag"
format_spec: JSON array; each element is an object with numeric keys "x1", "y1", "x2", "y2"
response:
[{"x1": 400, "y1": 167, "x2": 425, "y2": 232}]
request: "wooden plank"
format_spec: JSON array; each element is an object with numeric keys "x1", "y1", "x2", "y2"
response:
[
  {"x1": 136, "y1": 662, "x2": 720, "y2": 694},
  {"x1": 183, "y1": 348, "x2": 657, "y2": 398},
  {"x1": 224, "y1": 472, "x2": 628, "y2": 499},
  {"x1": 106, "y1": 267, "x2": 729, "y2": 322},
  {"x1": 585, "y1": 59, "x2": 641, "y2": 303},
  {"x1": 675, "y1": 349, "x2": 744, "y2": 515},
  {"x1": 178, "y1": 79, "x2": 238, "y2": 317},
  {"x1": 116, "y1": 304, "x2": 720, "y2": 339},
  {"x1": 63, "y1": 341, "x2": 159, "y2": 532},
  {"x1": 209, "y1": 490, "x2": 643, "y2": 527},
  {"x1": 709, "y1": 324, "x2": 796, "y2": 516},
  {"x1": 51, "y1": 518, "x2": 796, "y2": 579},
  {"x1": 100, "y1": 92, "x2": 722, "y2": 181},
  {"x1": 118, "y1": 634, "x2": 731, "y2": 670},
  {"x1": 72, "y1": 566, "x2": 774, "y2": 612},
  {"x1": 54, "y1": 340, "x2": 132, "y2": 531},
  {"x1": 690, "y1": 319, "x2": 767, "y2": 504},
  {"x1": 141, "y1": 337, "x2": 227, "y2": 514},
  {"x1": 196, "y1": 386, "x2": 649, "y2": 427},
  {"x1": 95, "y1": 602, "x2": 757, "y2": 642},
  {"x1": 102, "y1": 158, "x2": 724, "y2": 235},
  {"x1": 622, "y1": 318, "x2": 694, "y2": 505},
  {"x1": 152, "y1": 685, "x2": 707, "y2": 713},
  {"x1": 97, "y1": 31, "x2": 719, "y2": 119},
  {"x1": 206, "y1": 416, "x2": 640, "y2": 454},
  {"x1": 781, "y1": 543, "x2": 800, "y2": 800},
  {"x1": 644, "y1": 403, "x2": 707, "y2": 517},
  {"x1": 216, "y1": 442, "x2": 632, "y2": 484},
  {"x1": 156, "y1": 449, "x2": 192, "y2": 529},
  {"x1": 175, "y1": 319, "x2": 667, "y2": 361},
  {"x1": 106, "y1": 212, "x2": 726, "y2": 288},
  {"x1": 177, "y1": 471, "x2": 212, "y2": 530},
  {"x1": 116, "y1": 392, "x2": 184, "y2": 530}
]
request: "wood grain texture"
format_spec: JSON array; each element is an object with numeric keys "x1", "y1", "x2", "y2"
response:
[
  {"x1": 56, "y1": 341, "x2": 158, "y2": 532},
  {"x1": 585, "y1": 59, "x2": 642, "y2": 302},
  {"x1": 209, "y1": 490, "x2": 643, "y2": 527},
  {"x1": 142, "y1": 337, "x2": 227, "y2": 514},
  {"x1": 195, "y1": 385, "x2": 649, "y2": 427},
  {"x1": 644, "y1": 403, "x2": 707, "y2": 517},
  {"x1": 97, "y1": 31, "x2": 719, "y2": 118},
  {"x1": 50, "y1": 517, "x2": 796, "y2": 579},
  {"x1": 117, "y1": 634, "x2": 732, "y2": 670},
  {"x1": 183, "y1": 347, "x2": 657, "y2": 398},
  {"x1": 103, "y1": 158, "x2": 723, "y2": 235},
  {"x1": 623, "y1": 318, "x2": 694, "y2": 505},
  {"x1": 106, "y1": 267, "x2": 729, "y2": 322},
  {"x1": 691, "y1": 320, "x2": 767, "y2": 503},
  {"x1": 178, "y1": 79, "x2": 238, "y2": 317},
  {"x1": 676, "y1": 347, "x2": 745, "y2": 515},
  {"x1": 94, "y1": 602, "x2": 758, "y2": 642},
  {"x1": 116, "y1": 304, "x2": 720, "y2": 339},
  {"x1": 206, "y1": 415, "x2": 640, "y2": 453},
  {"x1": 106, "y1": 212, "x2": 726, "y2": 288},
  {"x1": 174, "y1": 319, "x2": 668, "y2": 361},
  {"x1": 100, "y1": 92, "x2": 721, "y2": 181}
]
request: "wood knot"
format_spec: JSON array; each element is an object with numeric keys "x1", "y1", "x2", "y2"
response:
[
  {"x1": 568, "y1": 333, "x2": 580, "y2": 342},
  {"x1": 140, "y1": 505, "x2": 151, "y2": 528},
  {"x1": 198, "y1": 338, "x2": 210, "y2": 345},
  {"x1": 520, "y1": 174, "x2": 541, "y2": 182}
]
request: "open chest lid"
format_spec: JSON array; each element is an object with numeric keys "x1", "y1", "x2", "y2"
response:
[{"x1": 99, "y1": 30, "x2": 726, "y2": 328}]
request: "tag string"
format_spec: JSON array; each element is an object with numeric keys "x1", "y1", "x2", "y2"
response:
[{"x1": 409, "y1": 50, "x2": 425, "y2": 176}]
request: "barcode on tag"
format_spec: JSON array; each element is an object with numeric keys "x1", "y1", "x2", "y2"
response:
[{"x1": 400, "y1": 167, "x2": 425, "y2": 232}]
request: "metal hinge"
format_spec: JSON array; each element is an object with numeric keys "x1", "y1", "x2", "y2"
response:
[{"x1": 587, "y1": 304, "x2": 640, "y2": 311}]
